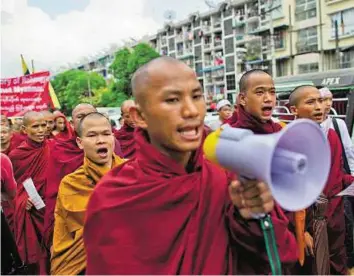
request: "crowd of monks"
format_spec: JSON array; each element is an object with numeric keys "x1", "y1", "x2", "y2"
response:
[{"x1": 1, "y1": 56, "x2": 354, "y2": 275}]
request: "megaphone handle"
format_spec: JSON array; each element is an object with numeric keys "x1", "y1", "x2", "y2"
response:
[
  {"x1": 239, "y1": 176, "x2": 266, "y2": 219},
  {"x1": 260, "y1": 215, "x2": 282, "y2": 275}
]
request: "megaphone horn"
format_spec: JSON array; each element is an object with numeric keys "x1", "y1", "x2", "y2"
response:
[{"x1": 203, "y1": 119, "x2": 331, "y2": 211}]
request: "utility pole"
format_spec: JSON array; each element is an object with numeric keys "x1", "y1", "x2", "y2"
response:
[
  {"x1": 268, "y1": 0, "x2": 276, "y2": 77},
  {"x1": 288, "y1": 4, "x2": 293, "y2": 75},
  {"x1": 87, "y1": 75, "x2": 92, "y2": 104},
  {"x1": 335, "y1": 20, "x2": 340, "y2": 69}
]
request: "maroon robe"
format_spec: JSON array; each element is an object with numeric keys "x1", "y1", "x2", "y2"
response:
[
  {"x1": 228, "y1": 109, "x2": 239, "y2": 127},
  {"x1": 1, "y1": 154, "x2": 17, "y2": 233},
  {"x1": 11, "y1": 132, "x2": 27, "y2": 148},
  {"x1": 84, "y1": 128, "x2": 297, "y2": 275},
  {"x1": 9, "y1": 138, "x2": 50, "y2": 265},
  {"x1": 324, "y1": 129, "x2": 348, "y2": 275},
  {"x1": 114, "y1": 124, "x2": 136, "y2": 158}
]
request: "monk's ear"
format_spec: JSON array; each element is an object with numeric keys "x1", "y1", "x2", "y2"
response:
[
  {"x1": 21, "y1": 125, "x2": 28, "y2": 135},
  {"x1": 76, "y1": 136, "x2": 84, "y2": 150},
  {"x1": 239, "y1": 92, "x2": 246, "y2": 107},
  {"x1": 289, "y1": 105, "x2": 298, "y2": 117},
  {"x1": 130, "y1": 105, "x2": 147, "y2": 130}
]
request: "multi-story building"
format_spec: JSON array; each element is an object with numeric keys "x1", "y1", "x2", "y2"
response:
[{"x1": 71, "y1": 0, "x2": 354, "y2": 107}]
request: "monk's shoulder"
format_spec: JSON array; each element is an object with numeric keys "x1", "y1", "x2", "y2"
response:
[{"x1": 59, "y1": 166, "x2": 86, "y2": 195}]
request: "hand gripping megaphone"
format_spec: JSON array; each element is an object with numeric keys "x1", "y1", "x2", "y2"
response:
[{"x1": 203, "y1": 118, "x2": 331, "y2": 212}]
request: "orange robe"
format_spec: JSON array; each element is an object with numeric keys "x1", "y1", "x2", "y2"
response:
[{"x1": 50, "y1": 154, "x2": 125, "y2": 275}]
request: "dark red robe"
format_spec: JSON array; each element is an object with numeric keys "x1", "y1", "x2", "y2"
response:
[
  {"x1": 9, "y1": 138, "x2": 50, "y2": 266},
  {"x1": 11, "y1": 132, "x2": 27, "y2": 148},
  {"x1": 1, "y1": 153, "x2": 17, "y2": 233},
  {"x1": 323, "y1": 129, "x2": 348, "y2": 275},
  {"x1": 84, "y1": 128, "x2": 297, "y2": 275},
  {"x1": 53, "y1": 112, "x2": 74, "y2": 141},
  {"x1": 114, "y1": 124, "x2": 136, "y2": 158}
]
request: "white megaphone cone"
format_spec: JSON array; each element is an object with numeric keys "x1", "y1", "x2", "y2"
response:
[{"x1": 203, "y1": 119, "x2": 331, "y2": 211}]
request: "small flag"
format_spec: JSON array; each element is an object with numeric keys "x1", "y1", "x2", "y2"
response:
[
  {"x1": 21, "y1": 54, "x2": 30, "y2": 75},
  {"x1": 49, "y1": 82, "x2": 61, "y2": 109}
]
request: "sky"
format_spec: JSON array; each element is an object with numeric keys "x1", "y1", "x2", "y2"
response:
[{"x1": 1, "y1": 0, "x2": 223, "y2": 78}]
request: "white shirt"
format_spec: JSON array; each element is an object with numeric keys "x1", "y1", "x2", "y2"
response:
[{"x1": 321, "y1": 117, "x2": 354, "y2": 176}]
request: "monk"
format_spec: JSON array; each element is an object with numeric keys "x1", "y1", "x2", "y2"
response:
[
  {"x1": 50, "y1": 112, "x2": 125, "y2": 275},
  {"x1": 43, "y1": 104, "x2": 122, "y2": 254},
  {"x1": 1, "y1": 153, "x2": 17, "y2": 232},
  {"x1": 289, "y1": 85, "x2": 354, "y2": 275},
  {"x1": 1, "y1": 125, "x2": 16, "y2": 155},
  {"x1": 83, "y1": 57, "x2": 297, "y2": 275},
  {"x1": 9, "y1": 111, "x2": 50, "y2": 273},
  {"x1": 52, "y1": 111, "x2": 74, "y2": 140},
  {"x1": 40, "y1": 110, "x2": 55, "y2": 139},
  {"x1": 232, "y1": 69, "x2": 303, "y2": 272},
  {"x1": 114, "y1": 99, "x2": 137, "y2": 158}
]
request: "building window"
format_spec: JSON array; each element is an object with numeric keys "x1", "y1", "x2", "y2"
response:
[
  {"x1": 276, "y1": 60, "x2": 288, "y2": 77},
  {"x1": 341, "y1": 50, "x2": 354, "y2": 69},
  {"x1": 226, "y1": 74, "x2": 236, "y2": 90},
  {"x1": 297, "y1": 27, "x2": 318, "y2": 53},
  {"x1": 194, "y1": 19, "x2": 201, "y2": 28},
  {"x1": 274, "y1": 30, "x2": 285, "y2": 49},
  {"x1": 194, "y1": 30, "x2": 201, "y2": 44},
  {"x1": 195, "y1": 63, "x2": 203, "y2": 77},
  {"x1": 194, "y1": 45, "x2": 202, "y2": 61},
  {"x1": 168, "y1": 38, "x2": 175, "y2": 51},
  {"x1": 330, "y1": 8, "x2": 354, "y2": 38},
  {"x1": 225, "y1": 56, "x2": 235, "y2": 72},
  {"x1": 224, "y1": 37, "x2": 234, "y2": 55},
  {"x1": 223, "y1": 8, "x2": 232, "y2": 18},
  {"x1": 295, "y1": 0, "x2": 316, "y2": 21},
  {"x1": 223, "y1": 18, "x2": 233, "y2": 36},
  {"x1": 298, "y1": 62, "x2": 319, "y2": 74}
]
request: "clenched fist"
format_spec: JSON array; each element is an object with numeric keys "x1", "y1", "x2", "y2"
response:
[{"x1": 229, "y1": 179, "x2": 274, "y2": 219}]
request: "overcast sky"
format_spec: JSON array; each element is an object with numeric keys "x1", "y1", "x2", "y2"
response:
[{"x1": 1, "y1": 0, "x2": 223, "y2": 78}]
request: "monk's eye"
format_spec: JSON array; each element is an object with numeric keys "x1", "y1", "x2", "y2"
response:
[
  {"x1": 165, "y1": 98, "x2": 179, "y2": 104},
  {"x1": 193, "y1": 94, "x2": 203, "y2": 100},
  {"x1": 256, "y1": 91, "x2": 264, "y2": 95}
]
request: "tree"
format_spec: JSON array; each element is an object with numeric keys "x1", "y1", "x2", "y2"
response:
[
  {"x1": 109, "y1": 43, "x2": 159, "y2": 97},
  {"x1": 52, "y1": 70, "x2": 107, "y2": 115}
]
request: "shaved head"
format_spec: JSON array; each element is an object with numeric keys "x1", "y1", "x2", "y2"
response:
[
  {"x1": 121, "y1": 100, "x2": 135, "y2": 114},
  {"x1": 72, "y1": 103, "x2": 97, "y2": 131},
  {"x1": 131, "y1": 56, "x2": 192, "y2": 107},
  {"x1": 289, "y1": 85, "x2": 317, "y2": 107},
  {"x1": 41, "y1": 110, "x2": 53, "y2": 117},
  {"x1": 239, "y1": 69, "x2": 271, "y2": 93},
  {"x1": 72, "y1": 103, "x2": 96, "y2": 118},
  {"x1": 23, "y1": 111, "x2": 45, "y2": 126}
]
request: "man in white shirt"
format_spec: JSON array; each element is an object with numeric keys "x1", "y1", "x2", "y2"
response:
[
  {"x1": 209, "y1": 99, "x2": 232, "y2": 130},
  {"x1": 320, "y1": 87, "x2": 354, "y2": 176}
]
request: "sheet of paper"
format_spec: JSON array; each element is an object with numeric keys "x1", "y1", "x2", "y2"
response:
[
  {"x1": 23, "y1": 178, "x2": 45, "y2": 210},
  {"x1": 336, "y1": 182, "x2": 354, "y2": 197}
]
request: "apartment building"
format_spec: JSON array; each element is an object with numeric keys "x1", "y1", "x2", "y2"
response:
[{"x1": 73, "y1": 0, "x2": 354, "y2": 106}]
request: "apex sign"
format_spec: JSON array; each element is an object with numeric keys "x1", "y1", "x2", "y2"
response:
[{"x1": 321, "y1": 77, "x2": 340, "y2": 86}]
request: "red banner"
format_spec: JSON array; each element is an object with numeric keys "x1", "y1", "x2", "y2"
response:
[{"x1": 0, "y1": 71, "x2": 54, "y2": 117}]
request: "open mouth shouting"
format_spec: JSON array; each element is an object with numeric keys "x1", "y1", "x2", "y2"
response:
[
  {"x1": 313, "y1": 112, "x2": 323, "y2": 122},
  {"x1": 97, "y1": 147, "x2": 109, "y2": 159},
  {"x1": 261, "y1": 106, "x2": 273, "y2": 117},
  {"x1": 178, "y1": 124, "x2": 201, "y2": 142}
]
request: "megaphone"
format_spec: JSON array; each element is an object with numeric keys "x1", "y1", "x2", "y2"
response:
[{"x1": 203, "y1": 119, "x2": 331, "y2": 211}]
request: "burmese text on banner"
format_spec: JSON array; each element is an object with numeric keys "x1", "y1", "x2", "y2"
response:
[{"x1": 0, "y1": 71, "x2": 53, "y2": 117}]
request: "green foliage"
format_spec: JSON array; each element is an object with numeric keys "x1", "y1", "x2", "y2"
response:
[
  {"x1": 52, "y1": 70, "x2": 106, "y2": 114},
  {"x1": 53, "y1": 43, "x2": 159, "y2": 112}
]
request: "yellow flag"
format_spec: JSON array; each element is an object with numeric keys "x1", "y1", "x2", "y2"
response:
[
  {"x1": 21, "y1": 54, "x2": 30, "y2": 75},
  {"x1": 49, "y1": 82, "x2": 61, "y2": 109}
]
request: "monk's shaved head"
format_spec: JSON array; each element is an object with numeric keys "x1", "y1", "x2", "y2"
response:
[
  {"x1": 131, "y1": 56, "x2": 192, "y2": 107},
  {"x1": 289, "y1": 85, "x2": 318, "y2": 107},
  {"x1": 72, "y1": 103, "x2": 96, "y2": 117},
  {"x1": 23, "y1": 111, "x2": 45, "y2": 126},
  {"x1": 121, "y1": 100, "x2": 135, "y2": 114},
  {"x1": 40, "y1": 110, "x2": 54, "y2": 118}
]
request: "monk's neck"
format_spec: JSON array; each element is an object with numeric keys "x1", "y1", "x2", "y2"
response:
[{"x1": 0, "y1": 142, "x2": 10, "y2": 153}]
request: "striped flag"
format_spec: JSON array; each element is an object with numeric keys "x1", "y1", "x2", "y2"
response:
[{"x1": 21, "y1": 54, "x2": 31, "y2": 75}]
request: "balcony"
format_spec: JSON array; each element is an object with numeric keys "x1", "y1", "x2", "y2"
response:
[
  {"x1": 213, "y1": 19, "x2": 222, "y2": 30},
  {"x1": 161, "y1": 37, "x2": 167, "y2": 45},
  {"x1": 214, "y1": 40, "x2": 223, "y2": 49},
  {"x1": 177, "y1": 49, "x2": 184, "y2": 56},
  {"x1": 176, "y1": 34, "x2": 183, "y2": 42},
  {"x1": 204, "y1": 59, "x2": 213, "y2": 67},
  {"x1": 296, "y1": 42, "x2": 318, "y2": 54},
  {"x1": 202, "y1": 25, "x2": 212, "y2": 33},
  {"x1": 204, "y1": 43, "x2": 212, "y2": 51}
]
